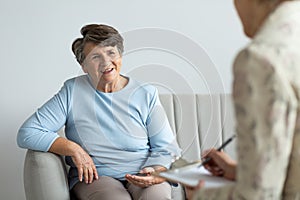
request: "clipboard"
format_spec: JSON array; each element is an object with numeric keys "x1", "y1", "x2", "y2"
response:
[{"x1": 156, "y1": 163, "x2": 235, "y2": 188}]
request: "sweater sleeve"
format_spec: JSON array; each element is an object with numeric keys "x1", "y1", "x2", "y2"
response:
[
  {"x1": 142, "y1": 88, "x2": 181, "y2": 169},
  {"x1": 17, "y1": 81, "x2": 71, "y2": 152},
  {"x1": 193, "y1": 48, "x2": 297, "y2": 199}
]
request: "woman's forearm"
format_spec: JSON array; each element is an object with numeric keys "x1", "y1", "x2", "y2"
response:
[{"x1": 48, "y1": 137, "x2": 82, "y2": 157}]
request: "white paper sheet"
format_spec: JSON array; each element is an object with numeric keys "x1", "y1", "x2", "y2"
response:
[{"x1": 158, "y1": 164, "x2": 235, "y2": 188}]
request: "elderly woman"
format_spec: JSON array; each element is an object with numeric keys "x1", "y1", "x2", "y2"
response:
[
  {"x1": 186, "y1": 0, "x2": 300, "y2": 199},
  {"x1": 17, "y1": 24, "x2": 181, "y2": 200}
]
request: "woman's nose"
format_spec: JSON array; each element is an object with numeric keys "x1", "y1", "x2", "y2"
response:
[{"x1": 100, "y1": 55, "x2": 112, "y2": 67}]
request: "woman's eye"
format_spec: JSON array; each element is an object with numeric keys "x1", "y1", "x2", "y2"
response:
[{"x1": 91, "y1": 55, "x2": 100, "y2": 60}]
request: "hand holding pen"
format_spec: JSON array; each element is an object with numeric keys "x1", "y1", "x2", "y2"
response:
[
  {"x1": 198, "y1": 134, "x2": 236, "y2": 167},
  {"x1": 200, "y1": 135, "x2": 237, "y2": 180}
]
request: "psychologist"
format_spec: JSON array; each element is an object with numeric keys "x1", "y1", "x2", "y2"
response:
[{"x1": 186, "y1": 0, "x2": 300, "y2": 199}]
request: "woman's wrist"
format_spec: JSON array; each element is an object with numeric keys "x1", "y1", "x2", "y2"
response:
[{"x1": 49, "y1": 137, "x2": 83, "y2": 156}]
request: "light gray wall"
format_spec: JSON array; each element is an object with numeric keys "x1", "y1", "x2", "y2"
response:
[{"x1": 0, "y1": 0, "x2": 248, "y2": 199}]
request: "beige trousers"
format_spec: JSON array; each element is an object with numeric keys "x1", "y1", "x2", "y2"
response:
[{"x1": 71, "y1": 176, "x2": 172, "y2": 200}]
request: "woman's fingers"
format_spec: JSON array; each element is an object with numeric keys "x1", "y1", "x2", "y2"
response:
[
  {"x1": 82, "y1": 165, "x2": 99, "y2": 184},
  {"x1": 72, "y1": 151, "x2": 98, "y2": 184},
  {"x1": 92, "y1": 165, "x2": 99, "y2": 180},
  {"x1": 139, "y1": 167, "x2": 155, "y2": 174},
  {"x1": 78, "y1": 165, "x2": 83, "y2": 182},
  {"x1": 125, "y1": 174, "x2": 158, "y2": 187},
  {"x1": 83, "y1": 166, "x2": 89, "y2": 183}
]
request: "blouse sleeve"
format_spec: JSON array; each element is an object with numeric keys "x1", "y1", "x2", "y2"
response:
[
  {"x1": 142, "y1": 88, "x2": 181, "y2": 169},
  {"x1": 17, "y1": 81, "x2": 71, "y2": 152},
  {"x1": 194, "y1": 47, "x2": 297, "y2": 199}
]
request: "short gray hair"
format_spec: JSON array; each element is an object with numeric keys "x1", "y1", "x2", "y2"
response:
[{"x1": 72, "y1": 24, "x2": 124, "y2": 64}]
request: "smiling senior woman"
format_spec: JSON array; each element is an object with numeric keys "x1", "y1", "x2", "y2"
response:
[
  {"x1": 186, "y1": 0, "x2": 300, "y2": 199},
  {"x1": 17, "y1": 24, "x2": 181, "y2": 200}
]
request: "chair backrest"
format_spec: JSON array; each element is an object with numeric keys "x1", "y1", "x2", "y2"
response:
[{"x1": 159, "y1": 93, "x2": 236, "y2": 161}]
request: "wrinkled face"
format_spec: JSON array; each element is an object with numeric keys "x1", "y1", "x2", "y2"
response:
[{"x1": 81, "y1": 42, "x2": 122, "y2": 87}]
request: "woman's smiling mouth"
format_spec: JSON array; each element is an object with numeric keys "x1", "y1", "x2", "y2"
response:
[{"x1": 101, "y1": 68, "x2": 114, "y2": 74}]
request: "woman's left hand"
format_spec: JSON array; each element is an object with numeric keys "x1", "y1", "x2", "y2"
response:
[{"x1": 125, "y1": 167, "x2": 166, "y2": 187}]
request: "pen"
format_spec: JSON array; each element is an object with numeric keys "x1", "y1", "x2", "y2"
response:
[{"x1": 198, "y1": 134, "x2": 236, "y2": 168}]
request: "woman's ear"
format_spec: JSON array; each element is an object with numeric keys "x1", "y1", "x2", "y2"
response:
[{"x1": 81, "y1": 64, "x2": 87, "y2": 73}]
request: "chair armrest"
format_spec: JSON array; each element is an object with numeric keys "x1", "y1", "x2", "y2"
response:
[{"x1": 24, "y1": 150, "x2": 70, "y2": 200}]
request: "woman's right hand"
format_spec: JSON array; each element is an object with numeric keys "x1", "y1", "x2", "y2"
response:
[
  {"x1": 49, "y1": 137, "x2": 98, "y2": 184},
  {"x1": 202, "y1": 148, "x2": 237, "y2": 180},
  {"x1": 71, "y1": 147, "x2": 99, "y2": 184}
]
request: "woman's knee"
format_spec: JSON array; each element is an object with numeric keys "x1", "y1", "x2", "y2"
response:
[
  {"x1": 134, "y1": 182, "x2": 172, "y2": 200},
  {"x1": 72, "y1": 176, "x2": 131, "y2": 200}
]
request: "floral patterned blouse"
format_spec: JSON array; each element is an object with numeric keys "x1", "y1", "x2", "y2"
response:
[{"x1": 194, "y1": 1, "x2": 300, "y2": 199}]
